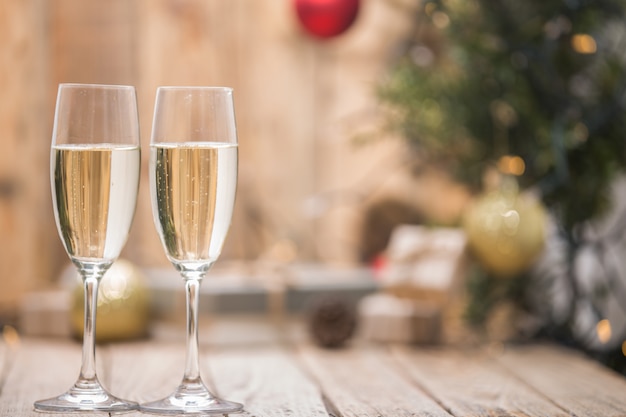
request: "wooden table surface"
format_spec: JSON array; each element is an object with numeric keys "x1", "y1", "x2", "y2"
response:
[{"x1": 2, "y1": 330, "x2": 626, "y2": 416}]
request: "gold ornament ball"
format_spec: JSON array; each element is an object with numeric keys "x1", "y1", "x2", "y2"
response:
[
  {"x1": 71, "y1": 259, "x2": 150, "y2": 342},
  {"x1": 463, "y1": 181, "x2": 546, "y2": 277}
]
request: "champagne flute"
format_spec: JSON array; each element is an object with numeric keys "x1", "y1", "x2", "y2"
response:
[
  {"x1": 140, "y1": 87, "x2": 243, "y2": 414},
  {"x1": 34, "y1": 84, "x2": 140, "y2": 412}
]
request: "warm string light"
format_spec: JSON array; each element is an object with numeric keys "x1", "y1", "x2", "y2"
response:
[
  {"x1": 424, "y1": 3, "x2": 449, "y2": 28},
  {"x1": 596, "y1": 319, "x2": 612, "y2": 344},
  {"x1": 497, "y1": 155, "x2": 526, "y2": 176},
  {"x1": 571, "y1": 34, "x2": 597, "y2": 54}
]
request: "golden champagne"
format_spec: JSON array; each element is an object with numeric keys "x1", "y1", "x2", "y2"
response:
[
  {"x1": 52, "y1": 144, "x2": 140, "y2": 263},
  {"x1": 150, "y1": 142, "x2": 238, "y2": 267}
]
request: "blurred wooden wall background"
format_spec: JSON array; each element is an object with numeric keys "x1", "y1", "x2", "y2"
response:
[{"x1": 0, "y1": 0, "x2": 469, "y2": 309}]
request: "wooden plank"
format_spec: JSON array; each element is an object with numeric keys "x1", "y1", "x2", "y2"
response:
[
  {"x1": 49, "y1": 0, "x2": 136, "y2": 85},
  {"x1": 298, "y1": 344, "x2": 451, "y2": 417},
  {"x1": 390, "y1": 345, "x2": 568, "y2": 417},
  {"x1": 498, "y1": 344, "x2": 626, "y2": 417},
  {"x1": 0, "y1": 338, "x2": 148, "y2": 417},
  {"x1": 0, "y1": 338, "x2": 92, "y2": 417},
  {"x1": 104, "y1": 341, "x2": 329, "y2": 417},
  {"x1": 206, "y1": 346, "x2": 329, "y2": 417},
  {"x1": 5, "y1": 338, "x2": 626, "y2": 417},
  {"x1": 0, "y1": 0, "x2": 58, "y2": 308},
  {"x1": 99, "y1": 341, "x2": 180, "y2": 417},
  {"x1": 102, "y1": 341, "x2": 238, "y2": 406}
]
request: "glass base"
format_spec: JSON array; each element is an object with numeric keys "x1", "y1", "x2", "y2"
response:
[
  {"x1": 34, "y1": 382, "x2": 138, "y2": 413},
  {"x1": 140, "y1": 382, "x2": 243, "y2": 415}
]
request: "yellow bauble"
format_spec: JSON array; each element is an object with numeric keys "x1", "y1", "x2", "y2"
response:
[
  {"x1": 463, "y1": 179, "x2": 546, "y2": 277},
  {"x1": 71, "y1": 259, "x2": 150, "y2": 342}
]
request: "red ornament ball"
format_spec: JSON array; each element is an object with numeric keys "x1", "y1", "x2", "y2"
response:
[{"x1": 294, "y1": 0, "x2": 360, "y2": 39}]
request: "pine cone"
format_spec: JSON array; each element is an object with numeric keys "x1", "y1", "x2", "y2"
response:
[{"x1": 309, "y1": 297, "x2": 357, "y2": 348}]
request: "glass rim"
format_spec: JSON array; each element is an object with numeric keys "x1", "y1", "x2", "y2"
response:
[
  {"x1": 58, "y1": 83, "x2": 136, "y2": 91},
  {"x1": 156, "y1": 86, "x2": 233, "y2": 93}
]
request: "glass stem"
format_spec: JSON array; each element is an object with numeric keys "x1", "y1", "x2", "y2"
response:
[
  {"x1": 78, "y1": 273, "x2": 102, "y2": 388},
  {"x1": 182, "y1": 276, "x2": 203, "y2": 386}
]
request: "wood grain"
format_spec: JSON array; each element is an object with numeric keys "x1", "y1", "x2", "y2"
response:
[
  {"x1": 0, "y1": 0, "x2": 58, "y2": 308},
  {"x1": 101, "y1": 341, "x2": 330, "y2": 417},
  {"x1": 3, "y1": 339, "x2": 626, "y2": 417},
  {"x1": 96, "y1": 340, "x2": 181, "y2": 405},
  {"x1": 0, "y1": 339, "x2": 89, "y2": 417},
  {"x1": 390, "y1": 345, "x2": 569, "y2": 417},
  {"x1": 498, "y1": 344, "x2": 626, "y2": 417},
  {"x1": 298, "y1": 344, "x2": 452, "y2": 417},
  {"x1": 207, "y1": 346, "x2": 329, "y2": 417}
]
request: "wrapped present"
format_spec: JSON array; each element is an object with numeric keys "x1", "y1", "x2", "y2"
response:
[
  {"x1": 359, "y1": 225, "x2": 469, "y2": 345},
  {"x1": 358, "y1": 293, "x2": 441, "y2": 344},
  {"x1": 380, "y1": 225, "x2": 468, "y2": 303}
]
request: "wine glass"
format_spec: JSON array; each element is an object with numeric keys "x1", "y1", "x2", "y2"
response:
[
  {"x1": 140, "y1": 87, "x2": 243, "y2": 414},
  {"x1": 34, "y1": 84, "x2": 140, "y2": 412}
]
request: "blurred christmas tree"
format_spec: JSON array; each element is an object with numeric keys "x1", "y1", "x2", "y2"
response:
[{"x1": 379, "y1": 0, "x2": 626, "y2": 358}]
